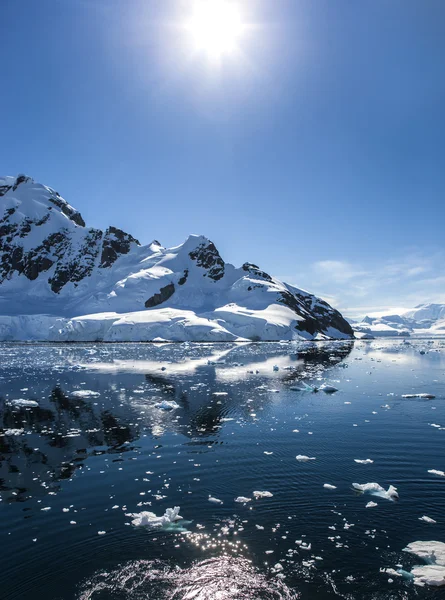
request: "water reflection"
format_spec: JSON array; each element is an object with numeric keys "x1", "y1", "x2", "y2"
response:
[{"x1": 0, "y1": 341, "x2": 353, "y2": 504}]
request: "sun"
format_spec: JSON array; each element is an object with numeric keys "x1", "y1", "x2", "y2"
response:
[{"x1": 186, "y1": 0, "x2": 245, "y2": 59}]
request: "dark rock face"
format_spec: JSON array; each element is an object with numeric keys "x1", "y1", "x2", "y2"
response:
[
  {"x1": 145, "y1": 283, "x2": 175, "y2": 308},
  {"x1": 178, "y1": 269, "x2": 189, "y2": 286},
  {"x1": 189, "y1": 241, "x2": 225, "y2": 281},
  {"x1": 47, "y1": 195, "x2": 85, "y2": 227},
  {"x1": 278, "y1": 290, "x2": 353, "y2": 337},
  {"x1": 242, "y1": 262, "x2": 273, "y2": 282},
  {"x1": 100, "y1": 227, "x2": 140, "y2": 268}
]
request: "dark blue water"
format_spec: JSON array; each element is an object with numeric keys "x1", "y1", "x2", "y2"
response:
[{"x1": 0, "y1": 339, "x2": 444, "y2": 599}]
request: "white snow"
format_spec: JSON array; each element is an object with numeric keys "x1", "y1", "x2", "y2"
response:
[{"x1": 0, "y1": 175, "x2": 353, "y2": 342}]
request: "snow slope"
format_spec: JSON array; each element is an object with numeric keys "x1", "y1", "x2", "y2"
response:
[
  {"x1": 0, "y1": 174, "x2": 353, "y2": 342},
  {"x1": 352, "y1": 304, "x2": 445, "y2": 337}
]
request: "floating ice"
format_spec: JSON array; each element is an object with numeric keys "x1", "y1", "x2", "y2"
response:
[
  {"x1": 366, "y1": 501, "x2": 378, "y2": 508},
  {"x1": 8, "y1": 399, "x2": 39, "y2": 408},
  {"x1": 2, "y1": 428, "x2": 24, "y2": 436},
  {"x1": 428, "y1": 469, "x2": 445, "y2": 477},
  {"x1": 289, "y1": 382, "x2": 318, "y2": 393},
  {"x1": 208, "y1": 496, "x2": 223, "y2": 504},
  {"x1": 127, "y1": 506, "x2": 187, "y2": 530},
  {"x1": 235, "y1": 496, "x2": 252, "y2": 503},
  {"x1": 352, "y1": 482, "x2": 399, "y2": 501},
  {"x1": 323, "y1": 484, "x2": 337, "y2": 490},
  {"x1": 402, "y1": 541, "x2": 445, "y2": 586},
  {"x1": 402, "y1": 393, "x2": 435, "y2": 399},
  {"x1": 354, "y1": 459, "x2": 374, "y2": 464},
  {"x1": 71, "y1": 390, "x2": 100, "y2": 398},
  {"x1": 253, "y1": 491, "x2": 273, "y2": 499},
  {"x1": 296, "y1": 455, "x2": 316, "y2": 462},
  {"x1": 419, "y1": 516, "x2": 437, "y2": 524},
  {"x1": 154, "y1": 400, "x2": 180, "y2": 410}
]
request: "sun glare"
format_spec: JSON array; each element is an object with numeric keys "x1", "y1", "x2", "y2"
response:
[{"x1": 186, "y1": 0, "x2": 244, "y2": 59}]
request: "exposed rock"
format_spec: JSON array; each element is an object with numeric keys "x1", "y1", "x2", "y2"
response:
[
  {"x1": 145, "y1": 283, "x2": 175, "y2": 308},
  {"x1": 189, "y1": 241, "x2": 225, "y2": 281},
  {"x1": 100, "y1": 226, "x2": 140, "y2": 268}
]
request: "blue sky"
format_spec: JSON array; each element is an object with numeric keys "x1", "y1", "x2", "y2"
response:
[{"x1": 1, "y1": 0, "x2": 444, "y2": 316}]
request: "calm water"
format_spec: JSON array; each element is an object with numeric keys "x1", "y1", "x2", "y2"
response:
[{"x1": 0, "y1": 339, "x2": 444, "y2": 599}]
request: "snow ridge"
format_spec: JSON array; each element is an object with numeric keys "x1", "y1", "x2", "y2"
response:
[{"x1": 0, "y1": 174, "x2": 353, "y2": 342}]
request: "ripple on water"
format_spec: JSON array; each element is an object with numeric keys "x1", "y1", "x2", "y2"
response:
[{"x1": 78, "y1": 556, "x2": 299, "y2": 599}]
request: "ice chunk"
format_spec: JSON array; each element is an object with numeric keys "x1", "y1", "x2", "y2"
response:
[
  {"x1": 419, "y1": 516, "x2": 437, "y2": 524},
  {"x1": 323, "y1": 484, "x2": 337, "y2": 490},
  {"x1": 352, "y1": 482, "x2": 399, "y2": 501},
  {"x1": 208, "y1": 496, "x2": 223, "y2": 504},
  {"x1": 235, "y1": 496, "x2": 251, "y2": 503},
  {"x1": 296, "y1": 455, "x2": 316, "y2": 462},
  {"x1": 354, "y1": 459, "x2": 374, "y2": 464},
  {"x1": 366, "y1": 501, "x2": 378, "y2": 508},
  {"x1": 154, "y1": 400, "x2": 180, "y2": 410},
  {"x1": 402, "y1": 541, "x2": 445, "y2": 586},
  {"x1": 8, "y1": 399, "x2": 39, "y2": 408},
  {"x1": 290, "y1": 382, "x2": 318, "y2": 393},
  {"x1": 71, "y1": 390, "x2": 100, "y2": 397},
  {"x1": 402, "y1": 393, "x2": 435, "y2": 399},
  {"x1": 2, "y1": 428, "x2": 24, "y2": 436},
  {"x1": 127, "y1": 506, "x2": 186, "y2": 530},
  {"x1": 428, "y1": 469, "x2": 445, "y2": 477},
  {"x1": 253, "y1": 491, "x2": 273, "y2": 499}
]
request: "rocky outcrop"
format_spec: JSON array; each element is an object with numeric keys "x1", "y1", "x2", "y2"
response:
[
  {"x1": 100, "y1": 226, "x2": 140, "y2": 268},
  {"x1": 189, "y1": 241, "x2": 225, "y2": 281},
  {"x1": 145, "y1": 283, "x2": 175, "y2": 308}
]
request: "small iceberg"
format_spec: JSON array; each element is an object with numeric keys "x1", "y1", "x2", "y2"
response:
[
  {"x1": 402, "y1": 541, "x2": 445, "y2": 586},
  {"x1": 235, "y1": 496, "x2": 252, "y2": 503},
  {"x1": 154, "y1": 400, "x2": 180, "y2": 410},
  {"x1": 8, "y1": 399, "x2": 39, "y2": 408},
  {"x1": 366, "y1": 501, "x2": 378, "y2": 508},
  {"x1": 208, "y1": 496, "x2": 223, "y2": 504},
  {"x1": 253, "y1": 491, "x2": 273, "y2": 499},
  {"x1": 71, "y1": 390, "x2": 100, "y2": 398},
  {"x1": 352, "y1": 482, "x2": 399, "y2": 501},
  {"x1": 127, "y1": 506, "x2": 189, "y2": 531},
  {"x1": 428, "y1": 469, "x2": 445, "y2": 477},
  {"x1": 354, "y1": 459, "x2": 374, "y2": 464},
  {"x1": 296, "y1": 455, "x2": 316, "y2": 462},
  {"x1": 323, "y1": 484, "x2": 337, "y2": 490},
  {"x1": 419, "y1": 516, "x2": 437, "y2": 524},
  {"x1": 402, "y1": 393, "x2": 435, "y2": 399}
]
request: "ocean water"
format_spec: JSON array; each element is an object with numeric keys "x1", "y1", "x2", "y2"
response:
[{"x1": 0, "y1": 339, "x2": 444, "y2": 599}]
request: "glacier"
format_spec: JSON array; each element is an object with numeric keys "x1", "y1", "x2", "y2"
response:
[{"x1": 0, "y1": 174, "x2": 353, "y2": 342}]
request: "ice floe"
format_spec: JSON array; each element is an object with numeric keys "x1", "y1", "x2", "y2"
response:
[
  {"x1": 253, "y1": 491, "x2": 273, "y2": 499},
  {"x1": 402, "y1": 393, "x2": 435, "y2": 399},
  {"x1": 320, "y1": 384, "x2": 338, "y2": 394},
  {"x1": 7, "y1": 399, "x2": 39, "y2": 408},
  {"x1": 234, "y1": 496, "x2": 252, "y2": 503},
  {"x1": 71, "y1": 390, "x2": 100, "y2": 398},
  {"x1": 366, "y1": 501, "x2": 378, "y2": 508},
  {"x1": 154, "y1": 400, "x2": 180, "y2": 410},
  {"x1": 354, "y1": 459, "x2": 374, "y2": 464},
  {"x1": 352, "y1": 482, "x2": 399, "y2": 501},
  {"x1": 401, "y1": 541, "x2": 445, "y2": 586},
  {"x1": 208, "y1": 496, "x2": 223, "y2": 504},
  {"x1": 296, "y1": 455, "x2": 316, "y2": 462},
  {"x1": 323, "y1": 484, "x2": 337, "y2": 490},
  {"x1": 127, "y1": 506, "x2": 188, "y2": 530},
  {"x1": 419, "y1": 516, "x2": 437, "y2": 524},
  {"x1": 428, "y1": 469, "x2": 445, "y2": 477}
]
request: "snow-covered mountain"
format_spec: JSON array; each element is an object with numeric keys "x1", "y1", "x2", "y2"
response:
[
  {"x1": 0, "y1": 174, "x2": 353, "y2": 341},
  {"x1": 352, "y1": 304, "x2": 445, "y2": 337}
]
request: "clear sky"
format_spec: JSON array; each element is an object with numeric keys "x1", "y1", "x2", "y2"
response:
[{"x1": 1, "y1": 0, "x2": 444, "y2": 317}]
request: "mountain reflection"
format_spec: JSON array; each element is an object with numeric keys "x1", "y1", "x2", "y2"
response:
[{"x1": 0, "y1": 341, "x2": 353, "y2": 503}]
